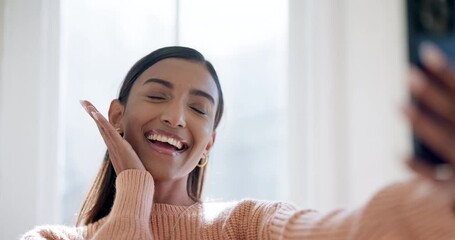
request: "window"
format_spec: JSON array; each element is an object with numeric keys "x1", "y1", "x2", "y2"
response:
[
  {"x1": 178, "y1": 0, "x2": 288, "y2": 202},
  {"x1": 60, "y1": 0, "x2": 288, "y2": 224}
]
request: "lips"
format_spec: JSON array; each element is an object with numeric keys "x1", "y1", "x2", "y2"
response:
[{"x1": 144, "y1": 130, "x2": 189, "y2": 156}]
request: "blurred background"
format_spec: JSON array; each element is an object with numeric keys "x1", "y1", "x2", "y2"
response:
[{"x1": 0, "y1": 0, "x2": 410, "y2": 238}]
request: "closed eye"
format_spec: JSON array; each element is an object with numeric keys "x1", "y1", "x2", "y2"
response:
[
  {"x1": 191, "y1": 107, "x2": 207, "y2": 115},
  {"x1": 148, "y1": 96, "x2": 166, "y2": 100}
]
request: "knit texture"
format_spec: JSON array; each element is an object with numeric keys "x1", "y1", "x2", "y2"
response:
[{"x1": 22, "y1": 169, "x2": 455, "y2": 240}]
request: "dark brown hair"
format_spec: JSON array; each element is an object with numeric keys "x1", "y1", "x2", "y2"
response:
[{"x1": 76, "y1": 46, "x2": 224, "y2": 225}]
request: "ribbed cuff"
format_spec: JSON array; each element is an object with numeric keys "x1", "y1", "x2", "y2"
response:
[{"x1": 110, "y1": 169, "x2": 155, "y2": 221}]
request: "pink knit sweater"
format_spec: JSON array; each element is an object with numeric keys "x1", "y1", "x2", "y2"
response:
[{"x1": 22, "y1": 169, "x2": 455, "y2": 239}]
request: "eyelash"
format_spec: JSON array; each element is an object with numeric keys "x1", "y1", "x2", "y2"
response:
[
  {"x1": 148, "y1": 95, "x2": 207, "y2": 115},
  {"x1": 191, "y1": 107, "x2": 207, "y2": 115},
  {"x1": 148, "y1": 96, "x2": 165, "y2": 101}
]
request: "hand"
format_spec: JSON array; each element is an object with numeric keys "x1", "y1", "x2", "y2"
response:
[
  {"x1": 80, "y1": 100, "x2": 146, "y2": 174},
  {"x1": 404, "y1": 44, "x2": 455, "y2": 183}
]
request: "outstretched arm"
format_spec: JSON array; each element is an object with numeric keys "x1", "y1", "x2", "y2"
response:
[
  {"x1": 269, "y1": 176, "x2": 455, "y2": 240},
  {"x1": 268, "y1": 44, "x2": 455, "y2": 240}
]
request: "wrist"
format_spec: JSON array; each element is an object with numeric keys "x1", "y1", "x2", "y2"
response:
[{"x1": 110, "y1": 169, "x2": 154, "y2": 220}]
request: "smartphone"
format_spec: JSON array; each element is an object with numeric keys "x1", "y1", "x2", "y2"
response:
[{"x1": 406, "y1": 0, "x2": 455, "y2": 165}]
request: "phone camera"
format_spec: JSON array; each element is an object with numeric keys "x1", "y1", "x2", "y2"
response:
[{"x1": 418, "y1": 0, "x2": 453, "y2": 35}]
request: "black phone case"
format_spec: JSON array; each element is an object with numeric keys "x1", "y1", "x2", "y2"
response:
[{"x1": 407, "y1": 0, "x2": 455, "y2": 165}]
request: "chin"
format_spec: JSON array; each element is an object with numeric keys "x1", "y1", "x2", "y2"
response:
[{"x1": 143, "y1": 164, "x2": 185, "y2": 181}]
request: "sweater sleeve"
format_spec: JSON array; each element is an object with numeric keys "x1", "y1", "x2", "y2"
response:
[
  {"x1": 268, "y1": 177, "x2": 455, "y2": 240},
  {"x1": 88, "y1": 169, "x2": 155, "y2": 240},
  {"x1": 20, "y1": 169, "x2": 155, "y2": 240}
]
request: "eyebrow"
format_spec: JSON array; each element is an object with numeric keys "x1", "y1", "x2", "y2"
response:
[
  {"x1": 190, "y1": 89, "x2": 215, "y2": 104},
  {"x1": 143, "y1": 78, "x2": 215, "y2": 104},
  {"x1": 143, "y1": 78, "x2": 173, "y2": 89}
]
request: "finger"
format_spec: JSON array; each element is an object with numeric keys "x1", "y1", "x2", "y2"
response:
[
  {"x1": 409, "y1": 67, "x2": 455, "y2": 125},
  {"x1": 89, "y1": 110, "x2": 127, "y2": 173},
  {"x1": 95, "y1": 120, "x2": 121, "y2": 173},
  {"x1": 80, "y1": 100, "x2": 120, "y2": 156},
  {"x1": 406, "y1": 157, "x2": 436, "y2": 180},
  {"x1": 420, "y1": 43, "x2": 455, "y2": 94},
  {"x1": 92, "y1": 110, "x2": 145, "y2": 171},
  {"x1": 407, "y1": 157, "x2": 454, "y2": 182},
  {"x1": 80, "y1": 100, "x2": 101, "y2": 121},
  {"x1": 80, "y1": 100, "x2": 119, "y2": 144},
  {"x1": 403, "y1": 104, "x2": 455, "y2": 165},
  {"x1": 90, "y1": 111, "x2": 117, "y2": 150},
  {"x1": 92, "y1": 110, "x2": 125, "y2": 150},
  {"x1": 80, "y1": 100, "x2": 145, "y2": 172}
]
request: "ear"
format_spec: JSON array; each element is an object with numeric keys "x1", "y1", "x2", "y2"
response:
[
  {"x1": 205, "y1": 132, "x2": 217, "y2": 153},
  {"x1": 108, "y1": 99, "x2": 125, "y2": 128}
]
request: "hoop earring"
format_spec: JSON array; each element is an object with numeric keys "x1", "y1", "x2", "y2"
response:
[
  {"x1": 197, "y1": 154, "x2": 209, "y2": 168},
  {"x1": 115, "y1": 128, "x2": 123, "y2": 134}
]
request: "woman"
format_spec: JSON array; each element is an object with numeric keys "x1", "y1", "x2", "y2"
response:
[{"x1": 23, "y1": 45, "x2": 455, "y2": 239}]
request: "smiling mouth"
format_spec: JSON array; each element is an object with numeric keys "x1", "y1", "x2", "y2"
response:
[{"x1": 145, "y1": 132, "x2": 189, "y2": 153}]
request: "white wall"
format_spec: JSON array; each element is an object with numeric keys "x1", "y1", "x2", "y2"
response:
[
  {"x1": 288, "y1": 0, "x2": 411, "y2": 210},
  {"x1": 344, "y1": 0, "x2": 411, "y2": 207},
  {"x1": 0, "y1": 0, "x2": 61, "y2": 239},
  {"x1": 0, "y1": 0, "x2": 413, "y2": 238}
]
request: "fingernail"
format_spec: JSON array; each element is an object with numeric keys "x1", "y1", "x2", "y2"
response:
[
  {"x1": 419, "y1": 42, "x2": 446, "y2": 68},
  {"x1": 87, "y1": 106, "x2": 97, "y2": 113},
  {"x1": 91, "y1": 111, "x2": 99, "y2": 120},
  {"x1": 400, "y1": 105, "x2": 408, "y2": 115},
  {"x1": 409, "y1": 70, "x2": 426, "y2": 91},
  {"x1": 79, "y1": 100, "x2": 88, "y2": 111},
  {"x1": 401, "y1": 105, "x2": 414, "y2": 117}
]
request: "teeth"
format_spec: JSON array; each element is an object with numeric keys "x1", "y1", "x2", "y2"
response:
[{"x1": 147, "y1": 133, "x2": 183, "y2": 150}]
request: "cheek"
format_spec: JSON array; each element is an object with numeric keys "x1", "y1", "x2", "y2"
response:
[
  {"x1": 122, "y1": 106, "x2": 152, "y2": 138},
  {"x1": 193, "y1": 125, "x2": 213, "y2": 152},
  {"x1": 123, "y1": 102, "x2": 157, "y2": 127},
  {"x1": 123, "y1": 112, "x2": 142, "y2": 131}
]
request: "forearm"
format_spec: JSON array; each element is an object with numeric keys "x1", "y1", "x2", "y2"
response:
[
  {"x1": 90, "y1": 169, "x2": 155, "y2": 240},
  {"x1": 271, "y1": 177, "x2": 455, "y2": 240}
]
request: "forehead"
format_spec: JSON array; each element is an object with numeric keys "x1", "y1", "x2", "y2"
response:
[{"x1": 134, "y1": 58, "x2": 218, "y2": 100}]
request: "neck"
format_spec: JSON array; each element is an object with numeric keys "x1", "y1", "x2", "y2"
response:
[{"x1": 153, "y1": 177, "x2": 195, "y2": 206}]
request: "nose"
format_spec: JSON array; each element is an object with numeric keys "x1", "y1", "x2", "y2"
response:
[{"x1": 160, "y1": 103, "x2": 186, "y2": 128}]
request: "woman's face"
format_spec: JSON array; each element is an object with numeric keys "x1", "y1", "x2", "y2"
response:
[{"x1": 111, "y1": 58, "x2": 218, "y2": 180}]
